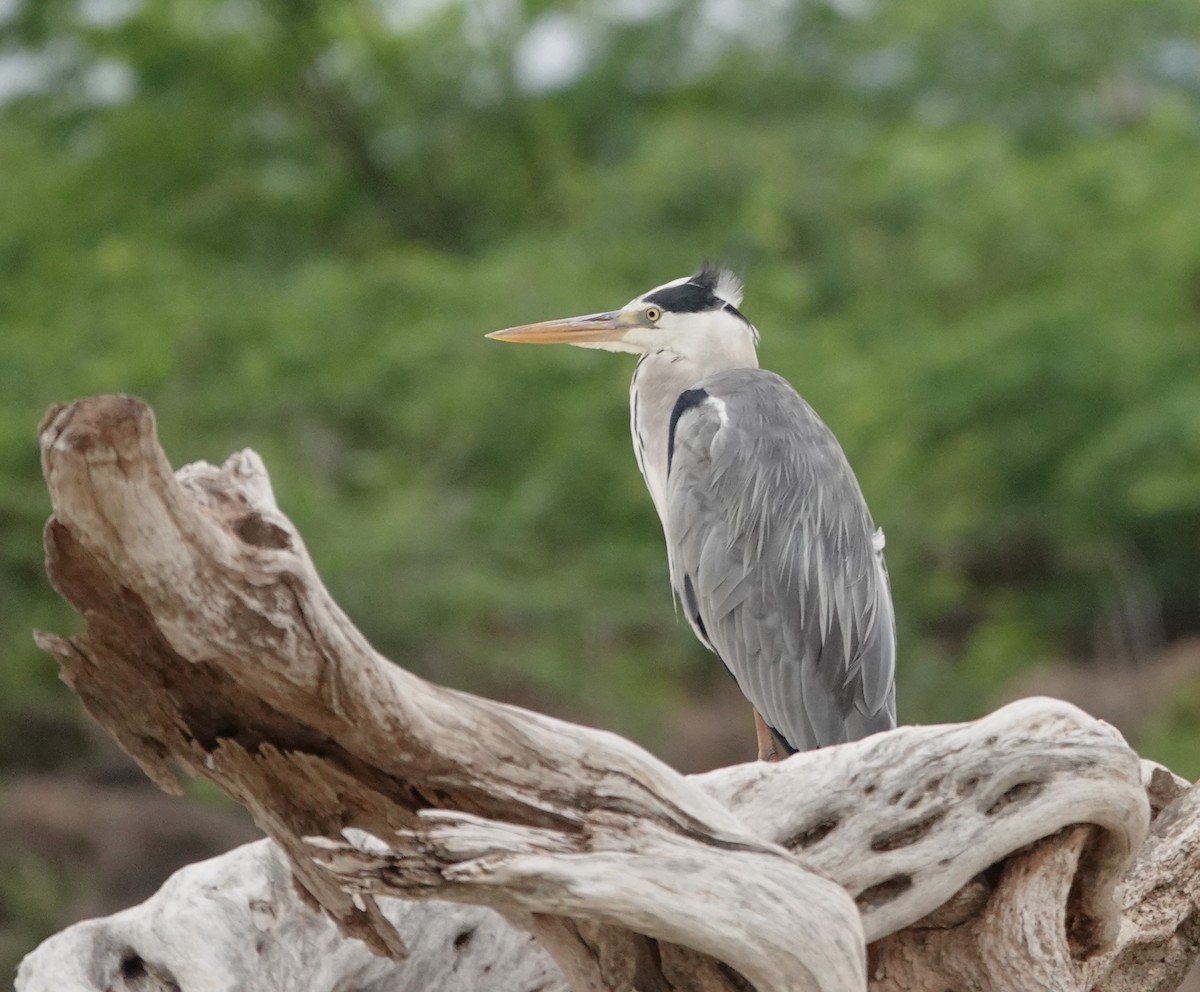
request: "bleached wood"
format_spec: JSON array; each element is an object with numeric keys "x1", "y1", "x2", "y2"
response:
[
  {"x1": 34, "y1": 395, "x2": 864, "y2": 991},
  {"x1": 23, "y1": 394, "x2": 1200, "y2": 992},
  {"x1": 310, "y1": 811, "x2": 864, "y2": 992},
  {"x1": 16, "y1": 838, "x2": 566, "y2": 992},
  {"x1": 693, "y1": 698, "x2": 1148, "y2": 946}
]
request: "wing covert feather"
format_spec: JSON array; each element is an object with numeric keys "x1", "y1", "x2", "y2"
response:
[{"x1": 664, "y1": 369, "x2": 897, "y2": 751}]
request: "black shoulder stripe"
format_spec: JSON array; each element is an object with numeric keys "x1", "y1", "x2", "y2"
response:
[{"x1": 667, "y1": 387, "x2": 709, "y2": 476}]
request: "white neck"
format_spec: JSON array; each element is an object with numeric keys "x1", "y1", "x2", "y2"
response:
[{"x1": 629, "y1": 334, "x2": 759, "y2": 527}]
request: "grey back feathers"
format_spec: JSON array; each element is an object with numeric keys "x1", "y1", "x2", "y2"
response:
[{"x1": 663, "y1": 368, "x2": 897, "y2": 751}]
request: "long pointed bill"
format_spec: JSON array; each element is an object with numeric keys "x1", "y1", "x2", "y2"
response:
[{"x1": 486, "y1": 311, "x2": 630, "y2": 346}]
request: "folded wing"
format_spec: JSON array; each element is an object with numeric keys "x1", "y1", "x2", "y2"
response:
[{"x1": 664, "y1": 369, "x2": 896, "y2": 751}]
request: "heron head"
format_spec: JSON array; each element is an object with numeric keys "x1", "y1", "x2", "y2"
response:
[{"x1": 486, "y1": 264, "x2": 759, "y2": 362}]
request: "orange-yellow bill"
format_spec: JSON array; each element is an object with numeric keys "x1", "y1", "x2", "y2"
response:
[{"x1": 486, "y1": 311, "x2": 629, "y2": 345}]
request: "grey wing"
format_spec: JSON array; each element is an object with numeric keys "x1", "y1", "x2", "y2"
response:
[{"x1": 664, "y1": 369, "x2": 897, "y2": 751}]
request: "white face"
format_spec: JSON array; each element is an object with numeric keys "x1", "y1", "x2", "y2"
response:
[
  {"x1": 581, "y1": 273, "x2": 760, "y2": 360},
  {"x1": 486, "y1": 267, "x2": 760, "y2": 365},
  {"x1": 592, "y1": 298, "x2": 755, "y2": 360}
]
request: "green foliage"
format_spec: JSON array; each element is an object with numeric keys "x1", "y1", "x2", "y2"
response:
[
  {"x1": 1140, "y1": 676, "x2": 1200, "y2": 780},
  {"x1": 0, "y1": 849, "x2": 75, "y2": 980},
  {"x1": 2, "y1": 0, "x2": 1200, "y2": 764}
]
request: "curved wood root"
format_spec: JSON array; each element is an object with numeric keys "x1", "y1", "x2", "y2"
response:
[{"x1": 21, "y1": 394, "x2": 1200, "y2": 992}]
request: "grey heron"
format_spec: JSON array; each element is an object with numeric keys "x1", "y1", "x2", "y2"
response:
[{"x1": 487, "y1": 265, "x2": 896, "y2": 760}]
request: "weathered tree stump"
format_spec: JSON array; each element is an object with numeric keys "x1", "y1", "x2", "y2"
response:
[{"x1": 17, "y1": 395, "x2": 1200, "y2": 992}]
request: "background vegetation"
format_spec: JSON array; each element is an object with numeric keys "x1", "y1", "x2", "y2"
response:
[{"x1": 2, "y1": 0, "x2": 1200, "y2": 974}]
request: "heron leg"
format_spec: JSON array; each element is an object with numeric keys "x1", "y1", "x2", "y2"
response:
[{"x1": 753, "y1": 709, "x2": 788, "y2": 762}]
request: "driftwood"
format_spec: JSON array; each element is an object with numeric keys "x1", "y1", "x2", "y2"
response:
[
  {"x1": 17, "y1": 394, "x2": 1200, "y2": 992},
  {"x1": 16, "y1": 838, "x2": 565, "y2": 992}
]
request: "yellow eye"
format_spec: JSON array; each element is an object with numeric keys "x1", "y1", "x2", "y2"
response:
[{"x1": 645, "y1": 306, "x2": 662, "y2": 323}]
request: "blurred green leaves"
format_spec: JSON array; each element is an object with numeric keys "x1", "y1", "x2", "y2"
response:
[{"x1": 2, "y1": 0, "x2": 1200, "y2": 759}]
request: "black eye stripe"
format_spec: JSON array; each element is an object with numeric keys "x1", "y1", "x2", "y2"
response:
[{"x1": 643, "y1": 282, "x2": 720, "y2": 313}]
